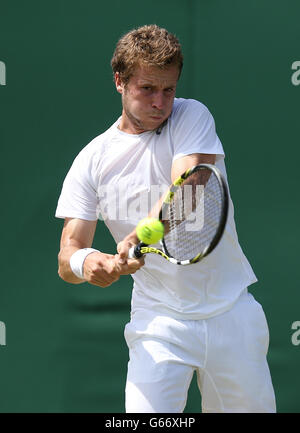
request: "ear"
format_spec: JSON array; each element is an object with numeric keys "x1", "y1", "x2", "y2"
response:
[{"x1": 115, "y1": 72, "x2": 124, "y2": 94}]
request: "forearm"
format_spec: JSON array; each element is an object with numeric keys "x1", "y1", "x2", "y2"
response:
[
  {"x1": 123, "y1": 229, "x2": 139, "y2": 245},
  {"x1": 58, "y1": 218, "x2": 98, "y2": 283}
]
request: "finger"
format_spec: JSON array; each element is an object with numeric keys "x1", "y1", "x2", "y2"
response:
[
  {"x1": 117, "y1": 245, "x2": 129, "y2": 264},
  {"x1": 86, "y1": 261, "x2": 119, "y2": 287},
  {"x1": 128, "y1": 257, "x2": 145, "y2": 266},
  {"x1": 87, "y1": 269, "x2": 113, "y2": 287},
  {"x1": 114, "y1": 256, "x2": 141, "y2": 275},
  {"x1": 127, "y1": 258, "x2": 145, "y2": 271},
  {"x1": 113, "y1": 254, "x2": 127, "y2": 273}
]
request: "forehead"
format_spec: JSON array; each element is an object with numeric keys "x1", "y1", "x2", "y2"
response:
[{"x1": 130, "y1": 63, "x2": 179, "y2": 85}]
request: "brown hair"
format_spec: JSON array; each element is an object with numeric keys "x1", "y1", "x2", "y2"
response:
[{"x1": 111, "y1": 24, "x2": 183, "y2": 84}]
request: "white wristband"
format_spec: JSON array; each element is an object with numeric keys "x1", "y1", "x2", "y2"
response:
[{"x1": 69, "y1": 248, "x2": 100, "y2": 280}]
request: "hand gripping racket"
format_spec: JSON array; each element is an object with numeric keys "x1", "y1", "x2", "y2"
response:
[{"x1": 128, "y1": 163, "x2": 229, "y2": 265}]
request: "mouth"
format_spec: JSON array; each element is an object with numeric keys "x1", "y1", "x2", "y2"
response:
[{"x1": 150, "y1": 114, "x2": 164, "y2": 120}]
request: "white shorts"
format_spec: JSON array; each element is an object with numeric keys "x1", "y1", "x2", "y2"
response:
[{"x1": 124, "y1": 290, "x2": 276, "y2": 413}]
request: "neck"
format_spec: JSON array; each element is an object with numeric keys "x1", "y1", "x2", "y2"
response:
[{"x1": 118, "y1": 115, "x2": 146, "y2": 134}]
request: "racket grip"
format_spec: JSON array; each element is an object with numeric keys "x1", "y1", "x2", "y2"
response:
[
  {"x1": 128, "y1": 244, "x2": 144, "y2": 259},
  {"x1": 128, "y1": 246, "x2": 137, "y2": 259}
]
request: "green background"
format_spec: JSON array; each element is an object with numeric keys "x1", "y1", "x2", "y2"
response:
[{"x1": 0, "y1": 0, "x2": 299, "y2": 412}]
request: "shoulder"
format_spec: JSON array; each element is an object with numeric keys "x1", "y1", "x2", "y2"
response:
[
  {"x1": 171, "y1": 98, "x2": 210, "y2": 120},
  {"x1": 168, "y1": 98, "x2": 215, "y2": 137}
]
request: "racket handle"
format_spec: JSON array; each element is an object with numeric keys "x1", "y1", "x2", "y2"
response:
[
  {"x1": 128, "y1": 246, "x2": 136, "y2": 259},
  {"x1": 128, "y1": 244, "x2": 145, "y2": 259}
]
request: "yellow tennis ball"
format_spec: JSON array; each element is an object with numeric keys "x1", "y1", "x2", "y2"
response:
[{"x1": 136, "y1": 218, "x2": 164, "y2": 244}]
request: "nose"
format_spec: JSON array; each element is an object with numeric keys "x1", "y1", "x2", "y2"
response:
[{"x1": 151, "y1": 91, "x2": 164, "y2": 111}]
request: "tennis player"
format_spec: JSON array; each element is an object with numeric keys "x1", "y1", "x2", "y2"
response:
[{"x1": 56, "y1": 25, "x2": 276, "y2": 412}]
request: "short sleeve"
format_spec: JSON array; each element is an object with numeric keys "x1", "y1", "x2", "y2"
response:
[
  {"x1": 55, "y1": 147, "x2": 98, "y2": 221},
  {"x1": 171, "y1": 99, "x2": 225, "y2": 162}
]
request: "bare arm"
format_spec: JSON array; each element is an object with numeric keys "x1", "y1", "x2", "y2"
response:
[
  {"x1": 171, "y1": 153, "x2": 216, "y2": 182},
  {"x1": 58, "y1": 217, "x2": 144, "y2": 287},
  {"x1": 117, "y1": 153, "x2": 216, "y2": 261}
]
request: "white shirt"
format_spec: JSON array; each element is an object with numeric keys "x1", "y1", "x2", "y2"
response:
[{"x1": 56, "y1": 98, "x2": 257, "y2": 319}]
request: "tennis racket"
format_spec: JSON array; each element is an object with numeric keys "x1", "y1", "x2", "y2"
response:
[{"x1": 128, "y1": 163, "x2": 229, "y2": 265}]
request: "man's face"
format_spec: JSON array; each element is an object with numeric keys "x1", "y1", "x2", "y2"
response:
[{"x1": 115, "y1": 63, "x2": 179, "y2": 134}]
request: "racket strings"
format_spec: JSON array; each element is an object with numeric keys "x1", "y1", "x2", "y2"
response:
[{"x1": 163, "y1": 169, "x2": 223, "y2": 261}]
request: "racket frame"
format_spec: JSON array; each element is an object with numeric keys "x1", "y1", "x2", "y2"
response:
[{"x1": 129, "y1": 163, "x2": 229, "y2": 265}]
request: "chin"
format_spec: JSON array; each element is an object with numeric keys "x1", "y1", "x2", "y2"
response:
[{"x1": 145, "y1": 118, "x2": 166, "y2": 131}]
